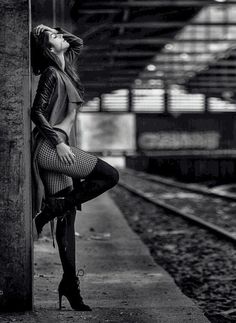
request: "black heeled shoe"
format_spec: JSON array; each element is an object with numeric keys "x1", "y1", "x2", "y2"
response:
[
  {"x1": 58, "y1": 275, "x2": 92, "y2": 311},
  {"x1": 34, "y1": 197, "x2": 70, "y2": 236}
]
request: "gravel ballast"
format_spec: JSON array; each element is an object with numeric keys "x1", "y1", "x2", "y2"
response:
[{"x1": 109, "y1": 185, "x2": 236, "y2": 323}]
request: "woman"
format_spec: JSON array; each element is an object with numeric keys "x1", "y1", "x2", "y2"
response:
[{"x1": 31, "y1": 24, "x2": 119, "y2": 311}]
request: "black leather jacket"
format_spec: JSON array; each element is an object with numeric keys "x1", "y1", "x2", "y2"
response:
[{"x1": 31, "y1": 27, "x2": 83, "y2": 147}]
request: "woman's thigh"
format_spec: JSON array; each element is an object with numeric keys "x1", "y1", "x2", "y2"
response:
[
  {"x1": 40, "y1": 169, "x2": 73, "y2": 196},
  {"x1": 37, "y1": 138, "x2": 98, "y2": 179}
]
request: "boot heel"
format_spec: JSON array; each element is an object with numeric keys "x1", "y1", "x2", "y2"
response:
[
  {"x1": 35, "y1": 214, "x2": 43, "y2": 237},
  {"x1": 59, "y1": 291, "x2": 63, "y2": 310}
]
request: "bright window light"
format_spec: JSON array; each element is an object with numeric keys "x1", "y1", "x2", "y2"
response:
[{"x1": 147, "y1": 64, "x2": 157, "y2": 72}]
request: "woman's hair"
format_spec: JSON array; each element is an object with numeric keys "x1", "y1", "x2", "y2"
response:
[{"x1": 31, "y1": 30, "x2": 84, "y2": 98}]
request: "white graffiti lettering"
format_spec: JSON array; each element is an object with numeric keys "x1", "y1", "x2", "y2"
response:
[{"x1": 138, "y1": 132, "x2": 220, "y2": 149}]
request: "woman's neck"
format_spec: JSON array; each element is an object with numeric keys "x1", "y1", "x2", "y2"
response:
[{"x1": 57, "y1": 53, "x2": 65, "y2": 71}]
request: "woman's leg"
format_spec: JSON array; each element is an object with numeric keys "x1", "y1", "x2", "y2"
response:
[
  {"x1": 39, "y1": 170, "x2": 77, "y2": 277},
  {"x1": 37, "y1": 137, "x2": 119, "y2": 206},
  {"x1": 67, "y1": 157, "x2": 119, "y2": 205},
  {"x1": 55, "y1": 203, "x2": 77, "y2": 278},
  {"x1": 37, "y1": 172, "x2": 91, "y2": 311}
]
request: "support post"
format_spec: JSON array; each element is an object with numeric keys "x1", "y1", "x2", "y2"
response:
[
  {"x1": 0, "y1": 0, "x2": 33, "y2": 311},
  {"x1": 128, "y1": 88, "x2": 133, "y2": 112},
  {"x1": 99, "y1": 94, "x2": 104, "y2": 112},
  {"x1": 164, "y1": 86, "x2": 169, "y2": 114},
  {"x1": 204, "y1": 95, "x2": 210, "y2": 113}
]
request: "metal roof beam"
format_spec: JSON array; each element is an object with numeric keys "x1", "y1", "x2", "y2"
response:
[
  {"x1": 84, "y1": 22, "x2": 236, "y2": 29},
  {"x1": 80, "y1": 69, "x2": 236, "y2": 75},
  {"x1": 190, "y1": 90, "x2": 236, "y2": 93},
  {"x1": 142, "y1": 69, "x2": 236, "y2": 74},
  {"x1": 79, "y1": 68, "x2": 140, "y2": 72},
  {"x1": 81, "y1": 71, "x2": 139, "y2": 75},
  {"x1": 79, "y1": 9, "x2": 121, "y2": 14},
  {"x1": 82, "y1": 51, "x2": 234, "y2": 57},
  {"x1": 80, "y1": 61, "x2": 236, "y2": 67},
  {"x1": 83, "y1": 48, "x2": 235, "y2": 55},
  {"x1": 83, "y1": 39, "x2": 236, "y2": 46},
  {"x1": 82, "y1": 1, "x2": 236, "y2": 8},
  {"x1": 113, "y1": 38, "x2": 236, "y2": 45},
  {"x1": 187, "y1": 82, "x2": 236, "y2": 85},
  {"x1": 82, "y1": 51, "x2": 159, "y2": 57},
  {"x1": 187, "y1": 78, "x2": 236, "y2": 81},
  {"x1": 84, "y1": 83, "x2": 132, "y2": 87}
]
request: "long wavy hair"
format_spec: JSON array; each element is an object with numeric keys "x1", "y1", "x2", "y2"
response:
[{"x1": 30, "y1": 30, "x2": 84, "y2": 98}]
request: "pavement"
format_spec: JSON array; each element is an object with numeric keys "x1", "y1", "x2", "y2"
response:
[{"x1": 0, "y1": 192, "x2": 210, "y2": 323}]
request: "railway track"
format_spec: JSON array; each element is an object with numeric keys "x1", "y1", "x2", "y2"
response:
[{"x1": 118, "y1": 169, "x2": 236, "y2": 245}]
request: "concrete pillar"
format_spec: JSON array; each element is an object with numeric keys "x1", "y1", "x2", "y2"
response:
[{"x1": 0, "y1": 0, "x2": 33, "y2": 311}]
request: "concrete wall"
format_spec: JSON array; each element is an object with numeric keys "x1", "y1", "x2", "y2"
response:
[{"x1": 0, "y1": 0, "x2": 32, "y2": 310}]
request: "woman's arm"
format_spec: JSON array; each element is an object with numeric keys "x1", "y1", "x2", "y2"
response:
[
  {"x1": 31, "y1": 67, "x2": 64, "y2": 147},
  {"x1": 55, "y1": 27, "x2": 83, "y2": 63},
  {"x1": 33, "y1": 24, "x2": 83, "y2": 62}
]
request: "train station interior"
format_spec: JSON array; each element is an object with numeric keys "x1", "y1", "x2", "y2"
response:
[
  {"x1": 1, "y1": 0, "x2": 236, "y2": 322},
  {"x1": 71, "y1": 0, "x2": 236, "y2": 184}
]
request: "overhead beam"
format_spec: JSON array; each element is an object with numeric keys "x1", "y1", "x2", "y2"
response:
[
  {"x1": 80, "y1": 61, "x2": 236, "y2": 67},
  {"x1": 80, "y1": 67, "x2": 236, "y2": 74},
  {"x1": 80, "y1": 71, "x2": 139, "y2": 76},
  {"x1": 187, "y1": 82, "x2": 236, "y2": 86},
  {"x1": 81, "y1": 51, "x2": 160, "y2": 57},
  {"x1": 80, "y1": 61, "x2": 146, "y2": 66},
  {"x1": 79, "y1": 66, "x2": 141, "y2": 71},
  {"x1": 79, "y1": 9, "x2": 121, "y2": 14},
  {"x1": 80, "y1": 69, "x2": 236, "y2": 77},
  {"x1": 143, "y1": 69, "x2": 236, "y2": 75},
  {"x1": 84, "y1": 22, "x2": 236, "y2": 29},
  {"x1": 113, "y1": 38, "x2": 236, "y2": 45},
  {"x1": 187, "y1": 77, "x2": 236, "y2": 81},
  {"x1": 83, "y1": 75, "x2": 236, "y2": 82},
  {"x1": 82, "y1": 51, "x2": 218, "y2": 57},
  {"x1": 152, "y1": 62, "x2": 236, "y2": 67},
  {"x1": 82, "y1": 1, "x2": 236, "y2": 8},
  {"x1": 197, "y1": 69, "x2": 236, "y2": 74},
  {"x1": 189, "y1": 88, "x2": 236, "y2": 93},
  {"x1": 84, "y1": 83, "x2": 132, "y2": 87},
  {"x1": 82, "y1": 39, "x2": 236, "y2": 47},
  {"x1": 83, "y1": 48, "x2": 235, "y2": 55}
]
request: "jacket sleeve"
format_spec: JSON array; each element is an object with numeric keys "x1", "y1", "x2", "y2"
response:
[
  {"x1": 31, "y1": 67, "x2": 64, "y2": 147},
  {"x1": 55, "y1": 27, "x2": 83, "y2": 63}
]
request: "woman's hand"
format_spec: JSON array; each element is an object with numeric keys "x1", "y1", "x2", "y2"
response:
[
  {"x1": 34, "y1": 24, "x2": 58, "y2": 36},
  {"x1": 56, "y1": 142, "x2": 76, "y2": 165}
]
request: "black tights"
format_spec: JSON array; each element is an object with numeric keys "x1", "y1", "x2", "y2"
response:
[{"x1": 54, "y1": 158, "x2": 119, "y2": 278}]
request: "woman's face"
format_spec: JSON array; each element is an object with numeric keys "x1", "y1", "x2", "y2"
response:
[{"x1": 46, "y1": 31, "x2": 69, "y2": 53}]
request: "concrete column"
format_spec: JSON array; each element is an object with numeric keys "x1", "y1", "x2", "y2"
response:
[{"x1": 0, "y1": 0, "x2": 33, "y2": 311}]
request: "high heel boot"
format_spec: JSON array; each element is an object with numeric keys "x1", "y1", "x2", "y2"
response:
[
  {"x1": 35, "y1": 197, "x2": 70, "y2": 236},
  {"x1": 58, "y1": 275, "x2": 92, "y2": 311}
]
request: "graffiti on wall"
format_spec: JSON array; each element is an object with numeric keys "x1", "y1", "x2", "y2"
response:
[{"x1": 138, "y1": 131, "x2": 220, "y2": 150}]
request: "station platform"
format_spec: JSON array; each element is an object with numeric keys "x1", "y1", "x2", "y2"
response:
[{"x1": 0, "y1": 193, "x2": 209, "y2": 323}]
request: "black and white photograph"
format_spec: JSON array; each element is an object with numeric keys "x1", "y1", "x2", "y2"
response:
[{"x1": 0, "y1": 0, "x2": 236, "y2": 322}]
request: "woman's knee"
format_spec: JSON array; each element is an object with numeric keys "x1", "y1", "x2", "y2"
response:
[
  {"x1": 108, "y1": 166, "x2": 119, "y2": 188},
  {"x1": 87, "y1": 158, "x2": 119, "y2": 187}
]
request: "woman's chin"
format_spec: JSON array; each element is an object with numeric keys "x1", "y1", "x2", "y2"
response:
[{"x1": 64, "y1": 41, "x2": 70, "y2": 49}]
